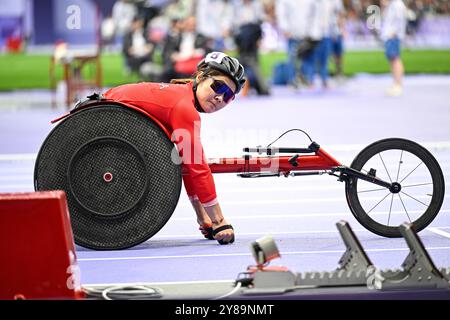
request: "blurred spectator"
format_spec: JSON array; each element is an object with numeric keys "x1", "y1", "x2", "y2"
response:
[
  {"x1": 112, "y1": 0, "x2": 138, "y2": 40},
  {"x1": 101, "y1": 14, "x2": 116, "y2": 49},
  {"x1": 161, "y1": 16, "x2": 212, "y2": 82},
  {"x1": 234, "y1": 23, "x2": 270, "y2": 95},
  {"x1": 233, "y1": 0, "x2": 270, "y2": 95},
  {"x1": 135, "y1": 0, "x2": 162, "y2": 30},
  {"x1": 95, "y1": 0, "x2": 450, "y2": 89},
  {"x1": 314, "y1": 0, "x2": 334, "y2": 89},
  {"x1": 381, "y1": 0, "x2": 408, "y2": 97},
  {"x1": 330, "y1": 0, "x2": 347, "y2": 79},
  {"x1": 314, "y1": 0, "x2": 347, "y2": 88},
  {"x1": 259, "y1": 0, "x2": 285, "y2": 52},
  {"x1": 275, "y1": 0, "x2": 318, "y2": 87},
  {"x1": 298, "y1": 0, "x2": 324, "y2": 87},
  {"x1": 123, "y1": 17, "x2": 162, "y2": 81},
  {"x1": 232, "y1": 0, "x2": 265, "y2": 27},
  {"x1": 405, "y1": 0, "x2": 425, "y2": 36},
  {"x1": 161, "y1": 18, "x2": 183, "y2": 82},
  {"x1": 164, "y1": 0, "x2": 195, "y2": 20},
  {"x1": 196, "y1": 0, "x2": 233, "y2": 51}
]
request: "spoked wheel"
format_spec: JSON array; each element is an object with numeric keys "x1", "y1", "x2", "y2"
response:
[{"x1": 345, "y1": 138, "x2": 445, "y2": 237}]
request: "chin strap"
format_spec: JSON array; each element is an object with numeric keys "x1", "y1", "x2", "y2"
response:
[{"x1": 192, "y1": 78, "x2": 206, "y2": 113}]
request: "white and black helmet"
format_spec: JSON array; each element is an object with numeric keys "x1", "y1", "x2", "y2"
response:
[{"x1": 197, "y1": 52, "x2": 246, "y2": 94}]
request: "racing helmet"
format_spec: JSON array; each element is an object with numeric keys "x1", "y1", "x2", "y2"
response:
[{"x1": 197, "y1": 52, "x2": 246, "y2": 94}]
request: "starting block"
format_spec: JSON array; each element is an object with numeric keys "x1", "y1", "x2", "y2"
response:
[
  {"x1": 369, "y1": 223, "x2": 450, "y2": 290},
  {"x1": 297, "y1": 220, "x2": 375, "y2": 287},
  {"x1": 239, "y1": 220, "x2": 450, "y2": 295}
]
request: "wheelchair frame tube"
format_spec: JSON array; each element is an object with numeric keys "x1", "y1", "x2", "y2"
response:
[{"x1": 207, "y1": 148, "x2": 342, "y2": 174}]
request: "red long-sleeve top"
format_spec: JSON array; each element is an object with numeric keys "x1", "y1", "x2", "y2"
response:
[{"x1": 103, "y1": 82, "x2": 218, "y2": 207}]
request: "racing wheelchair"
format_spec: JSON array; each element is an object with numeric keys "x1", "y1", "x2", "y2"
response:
[{"x1": 34, "y1": 100, "x2": 445, "y2": 250}]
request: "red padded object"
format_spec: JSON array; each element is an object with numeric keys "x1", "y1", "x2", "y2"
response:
[
  {"x1": 0, "y1": 191, "x2": 84, "y2": 300},
  {"x1": 174, "y1": 55, "x2": 204, "y2": 74}
]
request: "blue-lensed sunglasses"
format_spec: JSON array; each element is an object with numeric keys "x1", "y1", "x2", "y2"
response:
[{"x1": 209, "y1": 78, "x2": 235, "y2": 103}]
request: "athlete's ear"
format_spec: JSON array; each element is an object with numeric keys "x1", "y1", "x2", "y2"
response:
[{"x1": 196, "y1": 71, "x2": 206, "y2": 82}]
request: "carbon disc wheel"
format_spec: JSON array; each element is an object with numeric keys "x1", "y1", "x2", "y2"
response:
[
  {"x1": 34, "y1": 104, "x2": 182, "y2": 250},
  {"x1": 345, "y1": 138, "x2": 445, "y2": 237}
]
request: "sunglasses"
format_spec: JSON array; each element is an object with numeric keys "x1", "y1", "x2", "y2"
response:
[{"x1": 209, "y1": 78, "x2": 235, "y2": 103}]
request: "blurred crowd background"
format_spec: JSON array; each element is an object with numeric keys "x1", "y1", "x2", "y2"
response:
[{"x1": 1, "y1": 0, "x2": 450, "y2": 100}]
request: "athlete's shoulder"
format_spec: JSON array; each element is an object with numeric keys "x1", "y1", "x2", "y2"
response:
[
  {"x1": 169, "y1": 84, "x2": 199, "y2": 122},
  {"x1": 153, "y1": 82, "x2": 192, "y2": 98}
]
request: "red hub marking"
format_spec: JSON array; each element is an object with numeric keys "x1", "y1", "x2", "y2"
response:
[{"x1": 103, "y1": 172, "x2": 113, "y2": 183}]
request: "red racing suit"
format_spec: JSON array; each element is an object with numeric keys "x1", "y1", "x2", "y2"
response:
[{"x1": 103, "y1": 82, "x2": 218, "y2": 207}]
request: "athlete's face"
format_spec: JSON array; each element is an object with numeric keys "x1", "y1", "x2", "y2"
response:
[{"x1": 196, "y1": 75, "x2": 237, "y2": 113}]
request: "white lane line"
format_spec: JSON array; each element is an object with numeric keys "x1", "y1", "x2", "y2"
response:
[
  {"x1": 214, "y1": 173, "x2": 450, "y2": 184},
  {"x1": 0, "y1": 154, "x2": 37, "y2": 161},
  {"x1": 77, "y1": 246, "x2": 450, "y2": 262},
  {"x1": 1, "y1": 182, "x2": 449, "y2": 195},
  {"x1": 427, "y1": 228, "x2": 450, "y2": 239},
  {"x1": 78, "y1": 252, "x2": 251, "y2": 261},
  {"x1": 171, "y1": 209, "x2": 450, "y2": 221},
  {"x1": 2, "y1": 141, "x2": 450, "y2": 161},
  {"x1": 153, "y1": 225, "x2": 450, "y2": 239},
  {"x1": 178, "y1": 195, "x2": 450, "y2": 207},
  {"x1": 0, "y1": 181, "x2": 441, "y2": 191},
  {"x1": 177, "y1": 198, "x2": 329, "y2": 207},
  {"x1": 324, "y1": 141, "x2": 450, "y2": 152},
  {"x1": 0, "y1": 185, "x2": 34, "y2": 190},
  {"x1": 0, "y1": 176, "x2": 33, "y2": 181},
  {"x1": 83, "y1": 279, "x2": 234, "y2": 287},
  {"x1": 218, "y1": 183, "x2": 436, "y2": 193},
  {"x1": 171, "y1": 212, "x2": 353, "y2": 221},
  {"x1": 0, "y1": 169, "x2": 34, "y2": 174},
  {"x1": 217, "y1": 183, "x2": 450, "y2": 193},
  {"x1": 153, "y1": 229, "x2": 358, "y2": 238}
]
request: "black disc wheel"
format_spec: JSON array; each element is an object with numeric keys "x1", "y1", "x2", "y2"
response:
[
  {"x1": 345, "y1": 138, "x2": 445, "y2": 237},
  {"x1": 34, "y1": 105, "x2": 182, "y2": 250}
]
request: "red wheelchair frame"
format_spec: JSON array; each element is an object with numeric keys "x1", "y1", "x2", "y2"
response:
[
  {"x1": 205, "y1": 142, "x2": 395, "y2": 193},
  {"x1": 53, "y1": 99, "x2": 444, "y2": 240}
]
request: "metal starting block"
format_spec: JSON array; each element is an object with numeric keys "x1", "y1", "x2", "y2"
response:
[
  {"x1": 297, "y1": 220, "x2": 375, "y2": 287},
  {"x1": 239, "y1": 221, "x2": 450, "y2": 295},
  {"x1": 241, "y1": 266, "x2": 299, "y2": 295},
  {"x1": 241, "y1": 221, "x2": 375, "y2": 295},
  {"x1": 369, "y1": 223, "x2": 450, "y2": 290}
]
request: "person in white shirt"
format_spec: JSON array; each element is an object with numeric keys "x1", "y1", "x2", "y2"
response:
[
  {"x1": 196, "y1": 0, "x2": 233, "y2": 51},
  {"x1": 232, "y1": 0, "x2": 270, "y2": 95},
  {"x1": 300, "y1": 0, "x2": 324, "y2": 87},
  {"x1": 330, "y1": 0, "x2": 346, "y2": 79},
  {"x1": 275, "y1": 0, "x2": 316, "y2": 86},
  {"x1": 381, "y1": 0, "x2": 407, "y2": 96},
  {"x1": 112, "y1": 0, "x2": 137, "y2": 39},
  {"x1": 314, "y1": 0, "x2": 333, "y2": 89},
  {"x1": 164, "y1": 0, "x2": 195, "y2": 20},
  {"x1": 314, "y1": 0, "x2": 346, "y2": 88},
  {"x1": 122, "y1": 17, "x2": 162, "y2": 80}
]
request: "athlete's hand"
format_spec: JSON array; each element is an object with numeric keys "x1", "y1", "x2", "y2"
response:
[{"x1": 212, "y1": 219, "x2": 235, "y2": 245}]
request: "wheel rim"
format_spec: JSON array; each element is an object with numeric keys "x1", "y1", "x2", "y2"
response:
[
  {"x1": 34, "y1": 105, "x2": 182, "y2": 250},
  {"x1": 345, "y1": 138, "x2": 445, "y2": 237},
  {"x1": 67, "y1": 137, "x2": 149, "y2": 218},
  {"x1": 352, "y1": 148, "x2": 437, "y2": 229}
]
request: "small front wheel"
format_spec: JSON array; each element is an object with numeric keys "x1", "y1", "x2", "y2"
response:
[{"x1": 345, "y1": 138, "x2": 445, "y2": 237}]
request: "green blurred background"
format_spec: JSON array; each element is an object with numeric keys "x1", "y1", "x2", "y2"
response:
[{"x1": 2, "y1": 49, "x2": 450, "y2": 91}]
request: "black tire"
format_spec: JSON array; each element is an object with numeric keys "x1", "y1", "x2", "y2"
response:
[
  {"x1": 345, "y1": 138, "x2": 445, "y2": 237},
  {"x1": 34, "y1": 104, "x2": 182, "y2": 250}
]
